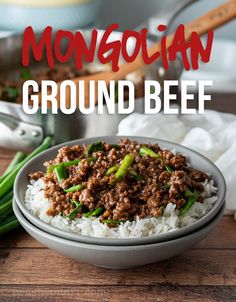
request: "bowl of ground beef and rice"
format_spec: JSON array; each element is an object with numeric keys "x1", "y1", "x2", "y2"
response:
[
  {"x1": 12, "y1": 199, "x2": 225, "y2": 269},
  {"x1": 13, "y1": 136, "x2": 226, "y2": 248}
]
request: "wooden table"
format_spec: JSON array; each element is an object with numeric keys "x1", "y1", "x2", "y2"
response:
[{"x1": 0, "y1": 148, "x2": 236, "y2": 302}]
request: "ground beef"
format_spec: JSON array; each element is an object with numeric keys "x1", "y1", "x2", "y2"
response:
[
  {"x1": 34, "y1": 139, "x2": 209, "y2": 223},
  {"x1": 29, "y1": 171, "x2": 44, "y2": 181}
]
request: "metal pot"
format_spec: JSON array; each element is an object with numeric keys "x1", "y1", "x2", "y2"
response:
[{"x1": 0, "y1": 0, "x2": 196, "y2": 150}]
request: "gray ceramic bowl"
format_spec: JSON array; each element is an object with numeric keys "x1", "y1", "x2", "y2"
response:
[
  {"x1": 14, "y1": 136, "x2": 226, "y2": 246},
  {"x1": 13, "y1": 200, "x2": 225, "y2": 269}
]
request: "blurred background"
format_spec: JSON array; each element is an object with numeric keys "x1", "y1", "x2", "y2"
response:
[
  {"x1": 101, "y1": 0, "x2": 236, "y2": 40},
  {"x1": 100, "y1": 0, "x2": 236, "y2": 94},
  {"x1": 0, "y1": 0, "x2": 235, "y2": 150},
  {"x1": 1, "y1": 0, "x2": 235, "y2": 94}
]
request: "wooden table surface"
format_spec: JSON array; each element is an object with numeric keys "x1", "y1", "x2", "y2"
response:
[{"x1": 0, "y1": 148, "x2": 236, "y2": 302}]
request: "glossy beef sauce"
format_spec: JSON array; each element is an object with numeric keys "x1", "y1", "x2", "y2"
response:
[{"x1": 29, "y1": 139, "x2": 209, "y2": 225}]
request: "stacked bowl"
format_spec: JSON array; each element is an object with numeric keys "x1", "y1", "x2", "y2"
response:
[{"x1": 13, "y1": 136, "x2": 226, "y2": 269}]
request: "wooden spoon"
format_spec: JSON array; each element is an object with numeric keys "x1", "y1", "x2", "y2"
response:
[{"x1": 56, "y1": 0, "x2": 236, "y2": 108}]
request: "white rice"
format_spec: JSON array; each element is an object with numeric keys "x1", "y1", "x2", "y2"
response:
[{"x1": 24, "y1": 178, "x2": 218, "y2": 239}]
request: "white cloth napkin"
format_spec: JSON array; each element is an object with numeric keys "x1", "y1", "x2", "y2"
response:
[{"x1": 118, "y1": 110, "x2": 236, "y2": 220}]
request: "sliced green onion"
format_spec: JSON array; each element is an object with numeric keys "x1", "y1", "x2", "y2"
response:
[
  {"x1": 5, "y1": 87, "x2": 19, "y2": 100},
  {"x1": 139, "y1": 146, "x2": 160, "y2": 158},
  {"x1": 87, "y1": 142, "x2": 104, "y2": 156},
  {"x1": 105, "y1": 166, "x2": 118, "y2": 176},
  {"x1": 91, "y1": 207, "x2": 104, "y2": 216},
  {"x1": 55, "y1": 164, "x2": 68, "y2": 183},
  {"x1": 179, "y1": 189, "x2": 199, "y2": 216},
  {"x1": 72, "y1": 200, "x2": 81, "y2": 207},
  {"x1": 64, "y1": 184, "x2": 84, "y2": 193},
  {"x1": 20, "y1": 68, "x2": 32, "y2": 80},
  {"x1": 47, "y1": 159, "x2": 80, "y2": 174},
  {"x1": 110, "y1": 144, "x2": 120, "y2": 149},
  {"x1": 160, "y1": 184, "x2": 171, "y2": 190},
  {"x1": 110, "y1": 154, "x2": 134, "y2": 185},
  {"x1": 67, "y1": 202, "x2": 82, "y2": 220},
  {"x1": 129, "y1": 168, "x2": 143, "y2": 181},
  {"x1": 185, "y1": 188, "x2": 195, "y2": 198},
  {"x1": 0, "y1": 136, "x2": 53, "y2": 198},
  {"x1": 47, "y1": 165, "x2": 55, "y2": 174},
  {"x1": 166, "y1": 165, "x2": 173, "y2": 174},
  {"x1": 87, "y1": 157, "x2": 96, "y2": 163},
  {"x1": 83, "y1": 207, "x2": 104, "y2": 218}
]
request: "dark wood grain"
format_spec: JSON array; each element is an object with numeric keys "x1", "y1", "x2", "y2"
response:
[
  {"x1": 1, "y1": 249, "x2": 236, "y2": 286},
  {"x1": 0, "y1": 285, "x2": 235, "y2": 302},
  {"x1": 0, "y1": 140, "x2": 235, "y2": 302}
]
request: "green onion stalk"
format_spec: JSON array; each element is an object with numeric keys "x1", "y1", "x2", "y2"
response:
[{"x1": 0, "y1": 137, "x2": 53, "y2": 237}]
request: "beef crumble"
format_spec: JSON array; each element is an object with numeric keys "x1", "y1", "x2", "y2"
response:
[{"x1": 30, "y1": 139, "x2": 209, "y2": 224}]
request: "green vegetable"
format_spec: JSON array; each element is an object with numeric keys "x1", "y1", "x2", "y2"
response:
[
  {"x1": 0, "y1": 174, "x2": 8, "y2": 186},
  {"x1": 55, "y1": 164, "x2": 68, "y2": 182},
  {"x1": 87, "y1": 157, "x2": 96, "y2": 163},
  {"x1": 129, "y1": 168, "x2": 143, "y2": 181},
  {"x1": 0, "y1": 217, "x2": 20, "y2": 236},
  {"x1": 179, "y1": 189, "x2": 199, "y2": 216},
  {"x1": 160, "y1": 184, "x2": 171, "y2": 190},
  {"x1": 0, "y1": 199, "x2": 12, "y2": 215},
  {"x1": 139, "y1": 146, "x2": 161, "y2": 158},
  {"x1": 64, "y1": 159, "x2": 80, "y2": 167},
  {"x1": 105, "y1": 166, "x2": 118, "y2": 176},
  {"x1": 0, "y1": 208, "x2": 13, "y2": 223},
  {"x1": 72, "y1": 201, "x2": 81, "y2": 207},
  {"x1": 0, "y1": 152, "x2": 26, "y2": 184},
  {"x1": 47, "y1": 165, "x2": 56, "y2": 174},
  {"x1": 166, "y1": 165, "x2": 173, "y2": 174},
  {"x1": 20, "y1": 68, "x2": 31, "y2": 80},
  {"x1": 0, "y1": 191, "x2": 13, "y2": 205},
  {"x1": 4, "y1": 152, "x2": 26, "y2": 176},
  {"x1": 0, "y1": 139, "x2": 51, "y2": 236},
  {"x1": 87, "y1": 142, "x2": 104, "y2": 156},
  {"x1": 102, "y1": 219, "x2": 125, "y2": 224},
  {"x1": 91, "y1": 207, "x2": 104, "y2": 216},
  {"x1": 64, "y1": 184, "x2": 84, "y2": 193},
  {"x1": 0, "y1": 153, "x2": 24, "y2": 234},
  {"x1": 111, "y1": 154, "x2": 134, "y2": 184},
  {"x1": 83, "y1": 207, "x2": 104, "y2": 218},
  {"x1": 67, "y1": 202, "x2": 82, "y2": 220},
  {"x1": 5, "y1": 87, "x2": 19, "y2": 100},
  {"x1": 1, "y1": 214, "x2": 16, "y2": 224},
  {"x1": 0, "y1": 136, "x2": 53, "y2": 198},
  {"x1": 110, "y1": 144, "x2": 120, "y2": 149},
  {"x1": 47, "y1": 159, "x2": 80, "y2": 174}
]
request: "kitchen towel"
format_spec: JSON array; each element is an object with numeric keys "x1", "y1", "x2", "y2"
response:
[{"x1": 118, "y1": 109, "x2": 236, "y2": 220}]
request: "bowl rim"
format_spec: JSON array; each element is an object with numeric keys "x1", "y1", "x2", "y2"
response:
[
  {"x1": 14, "y1": 135, "x2": 226, "y2": 246},
  {"x1": 13, "y1": 199, "x2": 225, "y2": 250}
]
